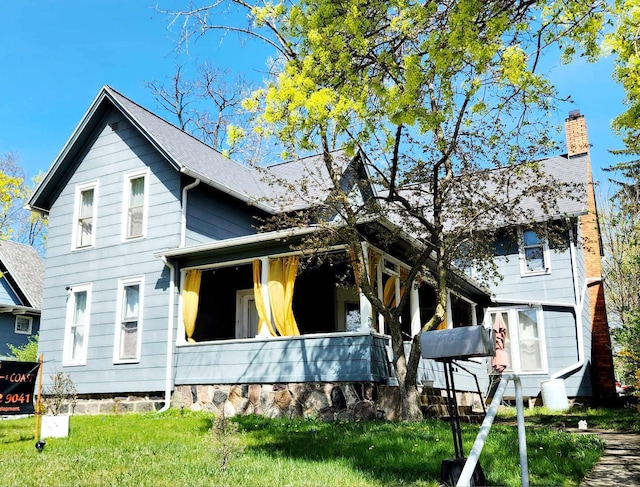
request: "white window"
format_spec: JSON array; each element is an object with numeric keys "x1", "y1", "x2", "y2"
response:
[
  {"x1": 122, "y1": 170, "x2": 149, "y2": 240},
  {"x1": 114, "y1": 278, "x2": 143, "y2": 363},
  {"x1": 519, "y1": 228, "x2": 550, "y2": 276},
  {"x1": 63, "y1": 284, "x2": 92, "y2": 366},
  {"x1": 72, "y1": 182, "x2": 98, "y2": 249},
  {"x1": 14, "y1": 315, "x2": 33, "y2": 335},
  {"x1": 448, "y1": 292, "x2": 477, "y2": 328},
  {"x1": 486, "y1": 307, "x2": 547, "y2": 374}
]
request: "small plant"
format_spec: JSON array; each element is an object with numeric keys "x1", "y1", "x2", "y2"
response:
[
  {"x1": 43, "y1": 372, "x2": 77, "y2": 415},
  {"x1": 209, "y1": 408, "x2": 244, "y2": 472},
  {"x1": 6, "y1": 334, "x2": 39, "y2": 362}
]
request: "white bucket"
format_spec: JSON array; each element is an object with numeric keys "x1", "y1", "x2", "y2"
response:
[{"x1": 541, "y1": 379, "x2": 569, "y2": 410}]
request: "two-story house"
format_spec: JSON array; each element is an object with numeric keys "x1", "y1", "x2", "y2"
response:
[
  {"x1": 27, "y1": 86, "x2": 491, "y2": 418},
  {"x1": 28, "y1": 86, "x2": 615, "y2": 417}
]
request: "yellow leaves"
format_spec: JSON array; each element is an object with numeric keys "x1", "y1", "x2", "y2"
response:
[
  {"x1": 501, "y1": 45, "x2": 528, "y2": 86},
  {"x1": 226, "y1": 125, "x2": 245, "y2": 148}
]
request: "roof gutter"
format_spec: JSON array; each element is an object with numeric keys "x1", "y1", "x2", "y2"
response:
[
  {"x1": 179, "y1": 167, "x2": 276, "y2": 215},
  {"x1": 0, "y1": 304, "x2": 40, "y2": 315},
  {"x1": 154, "y1": 225, "x2": 323, "y2": 260}
]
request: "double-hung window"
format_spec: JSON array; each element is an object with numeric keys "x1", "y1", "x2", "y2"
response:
[
  {"x1": 519, "y1": 228, "x2": 550, "y2": 276},
  {"x1": 123, "y1": 170, "x2": 148, "y2": 240},
  {"x1": 114, "y1": 277, "x2": 143, "y2": 363},
  {"x1": 486, "y1": 307, "x2": 547, "y2": 374},
  {"x1": 73, "y1": 182, "x2": 98, "y2": 249},
  {"x1": 63, "y1": 284, "x2": 92, "y2": 366},
  {"x1": 14, "y1": 315, "x2": 33, "y2": 334}
]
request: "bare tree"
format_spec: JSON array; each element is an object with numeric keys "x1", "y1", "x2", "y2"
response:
[{"x1": 146, "y1": 62, "x2": 272, "y2": 165}]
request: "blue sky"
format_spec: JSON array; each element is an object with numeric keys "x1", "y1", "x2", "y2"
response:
[{"x1": 0, "y1": 1, "x2": 627, "y2": 194}]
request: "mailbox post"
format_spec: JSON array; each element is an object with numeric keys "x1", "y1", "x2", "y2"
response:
[{"x1": 421, "y1": 326, "x2": 496, "y2": 486}]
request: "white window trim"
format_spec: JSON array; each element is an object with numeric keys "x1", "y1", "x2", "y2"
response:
[
  {"x1": 71, "y1": 181, "x2": 99, "y2": 250},
  {"x1": 446, "y1": 291, "x2": 478, "y2": 328},
  {"x1": 62, "y1": 283, "x2": 92, "y2": 366},
  {"x1": 518, "y1": 227, "x2": 551, "y2": 277},
  {"x1": 113, "y1": 276, "x2": 144, "y2": 364},
  {"x1": 485, "y1": 306, "x2": 548, "y2": 375},
  {"x1": 14, "y1": 315, "x2": 33, "y2": 335},
  {"x1": 121, "y1": 168, "x2": 150, "y2": 241}
]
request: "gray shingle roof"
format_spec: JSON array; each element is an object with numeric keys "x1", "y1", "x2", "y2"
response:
[
  {"x1": 0, "y1": 240, "x2": 44, "y2": 309},
  {"x1": 105, "y1": 87, "x2": 273, "y2": 210}
]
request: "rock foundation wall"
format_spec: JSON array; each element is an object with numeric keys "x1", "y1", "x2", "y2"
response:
[
  {"x1": 173, "y1": 382, "x2": 403, "y2": 420},
  {"x1": 67, "y1": 383, "x2": 401, "y2": 419}
]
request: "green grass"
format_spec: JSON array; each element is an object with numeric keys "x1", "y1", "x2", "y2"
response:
[
  {"x1": 497, "y1": 404, "x2": 640, "y2": 432},
  {"x1": 0, "y1": 409, "x2": 606, "y2": 486}
]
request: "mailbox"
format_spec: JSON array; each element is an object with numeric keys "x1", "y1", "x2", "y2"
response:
[{"x1": 421, "y1": 326, "x2": 496, "y2": 360}]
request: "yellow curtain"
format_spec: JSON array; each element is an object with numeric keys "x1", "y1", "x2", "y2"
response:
[
  {"x1": 383, "y1": 276, "x2": 397, "y2": 307},
  {"x1": 437, "y1": 312, "x2": 448, "y2": 330},
  {"x1": 382, "y1": 268, "x2": 408, "y2": 309},
  {"x1": 252, "y1": 260, "x2": 276, "y2": 336},
  {"x1": 268, "y1": 257, "x2": 301, "y2": 336},
  {"x1": 182, "y1": 269, "x2": 202, "y2": 343}
]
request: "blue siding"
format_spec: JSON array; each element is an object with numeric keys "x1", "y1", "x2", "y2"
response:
[
  {"x1": 174, "y1": 332, "x2": 391, "y2": 384},
  {"x1": 0, "y1": 314, "x2": 40, "y2": 358},
  {"x1": 493, "y1": 244, "x2": 576, "y2": 304},
  {"x1": 0, "y1": 277, "x2": 20, "y2": 305},
  {"x1": 185, "y1": 185, "x2": 262, "y2": 245},
  {"x1": 38, "y1": 109, "x2": 182, "y2": 394},
  {"x1": 489, "y1": 227, "x2": 593, "y2": 399}
]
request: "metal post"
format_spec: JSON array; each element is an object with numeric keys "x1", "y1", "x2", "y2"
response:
[
  {"x1": 444, "y1": 360, "x2": 463, "y2": 459},
  {"x1": 456, "y1": 374, "x2": 530, "y2": 487},
  {"x1": 513, "y1": 376, "x2": 529, "y2": 487}
]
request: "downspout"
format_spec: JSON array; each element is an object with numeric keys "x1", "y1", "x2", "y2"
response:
[
  {"x1": 181, "y1": 179, "x2": 200, "y2": 248},
  {"x1": 549, "y1": 220, "x2": 588, "y2": 380},
  {"x1": 160, "y1": 179, "x2": 198, "y2": 411},
  {"x1": 158, "y1": 257, "x2": 176, "y2": 412}
]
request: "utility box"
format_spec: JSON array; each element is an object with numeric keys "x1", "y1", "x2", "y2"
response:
[{"x1": 421, "y1": 326, "x2": 496, "y2": 361}]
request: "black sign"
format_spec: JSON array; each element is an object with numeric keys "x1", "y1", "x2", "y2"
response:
[{"x1": 0, "y1": 361, "x2": 40, "y2": 415}]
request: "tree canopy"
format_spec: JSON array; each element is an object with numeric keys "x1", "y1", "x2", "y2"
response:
[
  {"x1": 166, "y1": 0, "x2": 607, "y2": 418},
  {"x1": 607, "y1": 0, "x2": 640, "y2": 152},
  {"x1": 0, "y1": 152, "x2": 47, "y2": 254}
]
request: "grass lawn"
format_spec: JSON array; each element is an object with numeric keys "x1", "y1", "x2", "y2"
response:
[{"x1": 0, "y1": 408, "x2": 609, "y2": 487}]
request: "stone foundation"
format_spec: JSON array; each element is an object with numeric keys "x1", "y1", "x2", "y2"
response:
[
  {"x1": 71, "y1": 394, "x2": 165, "y2": 415},
  {"x1": 172, "y1": 382, "x2": 403, "y2": 420}
]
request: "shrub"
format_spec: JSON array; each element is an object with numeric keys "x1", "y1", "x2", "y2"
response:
[{"x1": 6, "y1": 334, "x2": 38, "y2": 362}]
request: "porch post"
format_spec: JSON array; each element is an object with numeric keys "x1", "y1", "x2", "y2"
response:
[
  {"x1": 360, "y1": 242, "x2": 373, "y2": 331},
  {"x1": 410, "y1": 281, "x2": 421, "y2": 337},
  {"x1": 260, "y1": 257, "x2": 272, "y2": 323}
]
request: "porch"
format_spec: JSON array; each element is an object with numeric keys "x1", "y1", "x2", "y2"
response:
[{"x1": 174, "y1": 330, "x2": 392, "y2": 385}]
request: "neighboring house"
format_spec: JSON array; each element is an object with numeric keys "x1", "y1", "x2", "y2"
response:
[
  {"x1": 27, "y1": 86, "x2": 615, "y2": 417},
  {"x1": 0, "y1": 240, "x2": 44, "y2": 359}
]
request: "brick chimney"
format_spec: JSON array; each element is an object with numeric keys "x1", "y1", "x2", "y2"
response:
[
  {"x1": 565, "y1": 109, "x2": 590, "y2": 157},
  {"x1": 566, "y1": 110, "x2": 618, "y2": 403}
]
